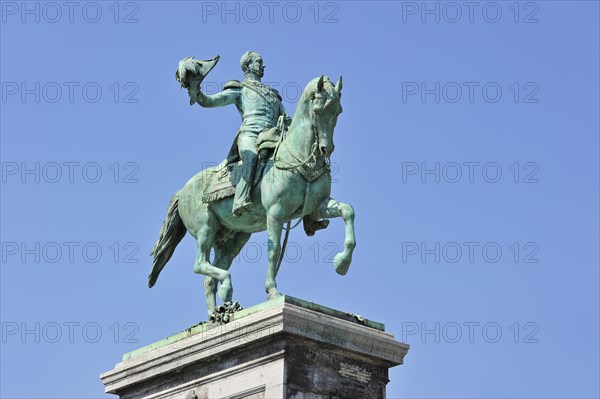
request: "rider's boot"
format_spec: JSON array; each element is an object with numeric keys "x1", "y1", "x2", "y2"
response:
[
  {"x1": 232, "y1": 151, "x2": 258, "y2": 218},
  {"x1": 303, "y1": 215, "x2": 330, "y2": 236}
]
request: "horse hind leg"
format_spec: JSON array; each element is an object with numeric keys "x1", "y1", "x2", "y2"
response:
[
  {"x1": 203, "y1": 275, "x2": 218, "y2": 317},
  {"x1": 203, "y1": 232, "x2": 252, "y2": 316},
  {"x1": 192, "y1": 220, "x2": 233, "y2": 316}
]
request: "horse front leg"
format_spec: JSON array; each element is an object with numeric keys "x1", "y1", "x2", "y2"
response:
[
  {"x1": 311, "y1": 198, "x2": 356, "y2": 275},
  {"x1": 265, "y1": 213, "x2": 284, "y2": 300}
]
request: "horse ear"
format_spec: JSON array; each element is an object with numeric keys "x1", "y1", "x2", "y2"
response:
[
  {"x1": 335, "y1": 76, "x2": 343, "y2": 93},
  {"x1": 317, "y1": 75, "x2": 325, "y2": 92}
]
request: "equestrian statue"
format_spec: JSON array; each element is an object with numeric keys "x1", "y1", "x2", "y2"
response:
[{"x1": 148, "y1": 51, "x2": 356, "y2": 318}]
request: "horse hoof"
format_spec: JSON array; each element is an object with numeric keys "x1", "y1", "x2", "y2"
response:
[
  {"x1": 267, "y1": 291, "x2": 282, "y2": 300},
  {"x1": 334, "y1": 253, "x2": 351, "y2": 276}
]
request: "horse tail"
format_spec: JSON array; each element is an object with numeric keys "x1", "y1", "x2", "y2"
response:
[{"x1": 148, "y1": 190, "x2": 187, "y2": 288}]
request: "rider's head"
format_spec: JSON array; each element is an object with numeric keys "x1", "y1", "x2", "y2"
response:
[{"x1": 240, "y1": 51, "x2": 265, "y2": 79}]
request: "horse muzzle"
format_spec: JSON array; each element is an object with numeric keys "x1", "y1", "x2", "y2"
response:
[{"x1": 320, "y1": 144, "x2": 334, "y2": 157}]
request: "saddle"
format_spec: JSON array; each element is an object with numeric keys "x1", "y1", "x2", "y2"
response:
[
  {"x1": 256, "y1": 126, "x2": 281, "y2": 158},
  {"x1": 201, "y1": 126, "x2": 330, "y2": 237},
  {"x1": 201, "y1": 126, "x2": 281, "y2": 204}
]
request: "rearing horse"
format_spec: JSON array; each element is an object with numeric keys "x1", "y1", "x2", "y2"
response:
[{"x1": 148, "y1": 75, "x2": 355, "y2": 317}]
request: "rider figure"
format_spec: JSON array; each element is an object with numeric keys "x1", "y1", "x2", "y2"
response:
[{"x1": 189, "y1": 50, "x2": 291, "y2": 218}]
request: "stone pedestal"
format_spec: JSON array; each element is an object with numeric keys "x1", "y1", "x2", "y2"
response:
[{"x1": 100, "y1": 296, "x2": 409, "y2": 398}]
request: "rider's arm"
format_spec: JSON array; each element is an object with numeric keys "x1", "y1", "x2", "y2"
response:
[{"x1": 195, "y1": 88, "x2": 241, "y2": 108}]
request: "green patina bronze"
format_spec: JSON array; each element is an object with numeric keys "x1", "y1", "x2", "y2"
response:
[{"x1": 149, "y1": 51, "x2": 355, "y2": 318}]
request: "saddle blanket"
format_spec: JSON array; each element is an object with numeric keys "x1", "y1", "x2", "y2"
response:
[
  {"x1": 201, "y1": 161, "x2": 242, "y2": 203},
  {"x1": 202, "y1": 127, "x2": 281, "y2": 203}
]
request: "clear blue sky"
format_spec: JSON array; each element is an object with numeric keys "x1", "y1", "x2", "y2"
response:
[{"x1": 1, "y1": 1, "x2": 598, "y2": 398}]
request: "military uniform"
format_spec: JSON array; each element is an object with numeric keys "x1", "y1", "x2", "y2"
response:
[{"x1": 197, "y1": 79, "x2": 291, "y2": 215}]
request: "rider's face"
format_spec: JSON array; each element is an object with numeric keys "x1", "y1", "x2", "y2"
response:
[{"x1": 248, "y1": 56, "x2": 265, "y2": 78}]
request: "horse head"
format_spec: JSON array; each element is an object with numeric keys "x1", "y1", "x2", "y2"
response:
[{"x1": 298, "y1": 75, "x2": 343, "y2": 157}]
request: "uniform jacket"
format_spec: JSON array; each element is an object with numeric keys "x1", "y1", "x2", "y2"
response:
[{"x1": 197, "y1": 79, "x2": 290, "y2": 164}]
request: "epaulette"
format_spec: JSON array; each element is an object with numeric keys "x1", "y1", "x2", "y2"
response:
[
  {"x1": 224, "y1": 80, "x2": 242, "y2": 90},
  {"x1": 272, "y1": 88, "x2": 283, "y2": 101}
]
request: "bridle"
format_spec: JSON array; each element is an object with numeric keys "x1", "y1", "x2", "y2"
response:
[{"x1": 274, "y1": 91, "x2": 337, "y2": 172}]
